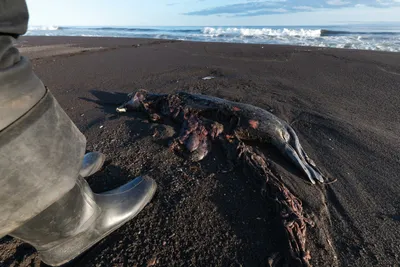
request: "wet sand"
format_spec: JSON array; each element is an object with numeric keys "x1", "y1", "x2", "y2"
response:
[{"x1": 1, "y1": 36, "x2": 399, "y2": 266}]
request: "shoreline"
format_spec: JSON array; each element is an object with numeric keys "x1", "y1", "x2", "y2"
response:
[
  {"x1": 24, "y1": 24, "x2": 400, "y2": 53},
  {"x1": 18, "y1": 35, "x2": 400, "y2": 55},
  {"x1": 2, "y1": 35, "x2": 399, "y2": 266}
]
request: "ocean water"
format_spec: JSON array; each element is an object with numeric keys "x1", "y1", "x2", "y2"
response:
[{"x1": 26, "y1": 24, "x2": 400, "y2": 52}]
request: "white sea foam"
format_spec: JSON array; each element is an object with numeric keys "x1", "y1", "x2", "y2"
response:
[
  {"x1": 23, "y1": 25, "x2": 400, "y2": 52},
  {"x1": 28, "y1": 25, "x2": 59, "y2": 31},
  {"x1": 202, "y1": 27, "x2": 322, "y2": 38}
]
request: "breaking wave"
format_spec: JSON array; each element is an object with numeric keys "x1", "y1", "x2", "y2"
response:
[
  {"x1": 24, "y1": 25, "x2": 400, "y2": 52},
  {"x1": 320, "y1": 29, "x2": 400, "y2": 36},
  {"x1": 202, "y1": 27, "x2": 322, "y2": 37},
  {"x1": 28, "y1": 25, "x2": 60, "y2": 31}
]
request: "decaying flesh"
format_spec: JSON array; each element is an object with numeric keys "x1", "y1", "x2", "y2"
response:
[
  {"x1": 118, "y1": 90, "x2": 324, "y2": 185},
  {"x1": 117, "y1": 90, "x2": 326, "y2": 266}
]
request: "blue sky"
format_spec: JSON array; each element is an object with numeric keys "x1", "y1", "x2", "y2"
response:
[{"x1": 26, "y1": 0, "x2": 400, "y2": 26}]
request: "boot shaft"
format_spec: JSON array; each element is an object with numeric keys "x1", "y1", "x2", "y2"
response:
[
  {"x1": 10, "y1": 178, "x2": 100, "y2": 251},
  {"x1": 0, "y1": 90, "x2": 86, "y2": 236}
]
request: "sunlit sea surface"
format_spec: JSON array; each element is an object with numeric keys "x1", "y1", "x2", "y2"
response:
[{"x1": 26, "y1": 24, "x2": 400, "y2": 52}]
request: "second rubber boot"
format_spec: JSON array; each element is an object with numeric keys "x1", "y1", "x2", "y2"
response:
[
  {"x1": 80, "y1": 152, "x2": 106, "y2": 178},
  {"x1": 10, "y1": 175, "x2": 157, "y2": 266}
]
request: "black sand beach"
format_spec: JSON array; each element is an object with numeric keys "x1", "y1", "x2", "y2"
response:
[{"x1": 1, "y1": 36, "x2": 399, "y2": 266}]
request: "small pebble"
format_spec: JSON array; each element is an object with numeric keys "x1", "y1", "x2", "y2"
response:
[
  {"x1": 147, "y1": 257, "x2": 157, "y2": 266},
  {"x1": 100, "y1": 125, "x2": 104, "y2": 129}
]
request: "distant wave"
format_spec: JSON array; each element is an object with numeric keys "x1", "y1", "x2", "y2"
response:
[
  {"x1": 80, "y1": 27, "x2": 201, "y2": 33},
  {"x1": 28, "y1": 25, "x2": 59, "y2": 31},
  {"x1": 24, "y1": 25, "x2": 400, "y2": 52},
  {"x1": 83, "y1": 27, "x2": 159, "y2": 32},
  {"x1": 320, "y1": 29, "x2": 400, "y2": 36},
  {"x1": 202, "y1": 27, "x2": 322, "y2": 37},
  {"x1": 174, "y1": 29, "x2": 200, "y2": 33},
  {"x1": 29, "y1": 26, "x2": 201, "y2": 33},
  {"x1": 27, "y1": 26, "x2": 400, "y2": 37}
]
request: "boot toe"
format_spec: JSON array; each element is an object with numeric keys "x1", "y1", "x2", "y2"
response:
[
  {"x1": 95, "y1": 175, "x2": 157, "y2": 229},
  {"x1": 80, "y1": 152, "x2": 106, "y2": 178}
]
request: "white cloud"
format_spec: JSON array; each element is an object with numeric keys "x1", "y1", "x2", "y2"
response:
[
  {"x1": 292, "y1": 6, "x2": 315, "y2": 10},
  {"x1": 235, "y1": 8, "x2": 288, "y2": 16},
  {"x1": 375, "y1": 0, "x2": 395, "y2": 5},
  {"x1": 326, "y1": 0, "x2": 350, "y2": 5},
  {"x1": 269, "y1": 8, "x2": 288, "y2": 12}
]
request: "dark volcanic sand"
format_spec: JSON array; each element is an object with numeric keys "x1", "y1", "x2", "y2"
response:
[{"x1": 1, "y1": 36, "x2": 400, "y2": 267}]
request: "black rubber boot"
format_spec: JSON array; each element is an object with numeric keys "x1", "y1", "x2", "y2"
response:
[
  {"x1": 80, "y1": 152, "x2": 106, "y2": 178},
  {"x1": 10, "y1": 175, "x2": 157, "y2": 266}
]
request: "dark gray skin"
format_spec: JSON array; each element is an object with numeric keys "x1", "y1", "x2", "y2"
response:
[
  {"x1": 176, "y1": 92, "x2": 324, "y2": 184},
  {"x1": 118, "y1": 91, "x2": 324, "y2": 184}
]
